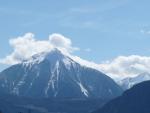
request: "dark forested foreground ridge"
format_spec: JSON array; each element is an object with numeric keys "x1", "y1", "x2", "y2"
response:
[
  {"x1": 93, "y1": 81, "x2": 150, "y2": 113},
  {"x1": 0, "y1": 93, "x2": 108, "y2": 113}
]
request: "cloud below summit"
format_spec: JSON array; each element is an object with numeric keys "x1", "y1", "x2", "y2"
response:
[
  {"x1": 99, "y1": 55, "x2": 150, "y2": 79},
  {"x1": 1, "y1": 33, "x2": 150, "y2": 80}
]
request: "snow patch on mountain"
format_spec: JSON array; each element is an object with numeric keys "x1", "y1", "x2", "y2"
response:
[
  {"x1": 118, "y1": 72, "x2": 150, "y2": 90},
  {"x1": 77, "y1": 82, "x2": 89, "y2": 97}
]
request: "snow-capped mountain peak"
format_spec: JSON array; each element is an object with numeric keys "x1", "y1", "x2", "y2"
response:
[
  {"x1": 0, "y1": 48, "x2": 122, "y2": 99},
  {"x1": 22, "y1": 48, "x2": 74, "y2": 69},
  {"x1": 118, "y1": 72, "x2": 150, "y2": 90}
]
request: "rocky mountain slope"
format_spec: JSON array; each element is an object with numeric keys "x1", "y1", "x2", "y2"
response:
[{"x1": 0, "y1": 49, "x2": 122, "y2": 99}]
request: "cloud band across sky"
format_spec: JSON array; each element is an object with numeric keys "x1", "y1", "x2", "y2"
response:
[{"x1": 1, "y1": 33, "x2": 150, "y2": 80}]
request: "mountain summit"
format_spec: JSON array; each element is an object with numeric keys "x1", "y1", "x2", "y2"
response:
[{"x1": 0, "y1": 49, "x2": 122, "y2": 99}]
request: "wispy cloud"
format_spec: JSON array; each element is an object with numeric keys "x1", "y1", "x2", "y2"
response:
[
  {"x1": 69, "y1": 0, "x2": 129, "y2": 14},
  {"x1": 58, "y1": 0, "x2": 130, "y2": 29},
  {"x1": 140, "y1": 29, "x2": 150, "y2": 35},
  {"x1": 84, "y1": 48, "x2": 92, "y2": 52}
]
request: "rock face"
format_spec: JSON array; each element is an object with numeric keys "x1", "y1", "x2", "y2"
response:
[
  {"x1": 0, "y1": 49, "x2": 122, "y2": 99},
  {"x1": 93, "y1": 80, "x2": 150, "y2": 113},
  {"x1": 118, "y1": 72, "x2": 150, "y2": 90}
]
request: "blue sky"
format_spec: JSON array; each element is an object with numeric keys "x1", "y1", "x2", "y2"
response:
[{"x1": 1, "y1": 0, "x2": 150, "y2": 75}]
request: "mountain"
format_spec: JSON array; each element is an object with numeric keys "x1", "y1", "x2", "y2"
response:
[
  {"x1": 118, "y1": 72, "x2": 150, "y2": 90},
  {"x1": 0, "y1": 49, "x2": 122, "y2": 99},
  {"x1": 93, "y1": 80, "x2": 150, "y2": 113}
]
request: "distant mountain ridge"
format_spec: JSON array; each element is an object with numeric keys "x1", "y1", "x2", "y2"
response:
[
  {"x1": 0, "y1": 49, "x2": 122, "y2": 99},
  {"x1": 118, "y1": 72, "x2": 150, "y2": 90}
]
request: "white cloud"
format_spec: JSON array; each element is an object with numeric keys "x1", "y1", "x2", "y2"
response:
[
  {"x1": 1, "y1": 33, "x2": 150, "y2": 81},
  {"x1": 99, "y1": 55, "x2": 150, "y2": 80},
  {"x1": 49, "y1": 33, "x2": 79, "y2": 53},
  {"x1": 0, "y1": 33, "x2": 79, "y2": 65},
  {"x1": 74, "y1": 55, "x2": 150, "y2": 81},
  {"x1": 71, "y1": 55, "x2": 100, "y2": 70}
]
